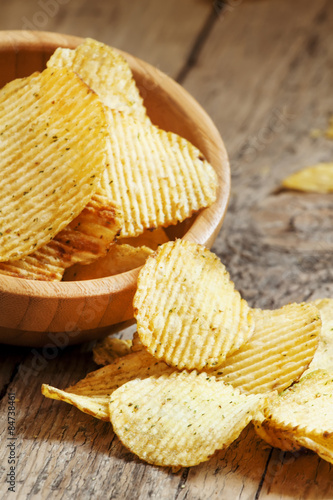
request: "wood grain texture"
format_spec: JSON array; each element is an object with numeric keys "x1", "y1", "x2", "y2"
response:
[{"x1": 1, "y1": 0, "x2": 333, "y2": 498}]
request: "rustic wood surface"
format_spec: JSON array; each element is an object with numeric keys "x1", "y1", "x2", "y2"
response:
[{"x1": 1, "y1": 0, "x2": 333, "y2": 498}]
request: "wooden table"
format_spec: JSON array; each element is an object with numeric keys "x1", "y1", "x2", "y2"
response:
[{"x1": 1, "y1": 0, "x2": 333, "y2": 498}]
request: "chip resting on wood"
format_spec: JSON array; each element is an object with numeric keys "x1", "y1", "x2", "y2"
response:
[
  {"x1": 109, "y1": 370, "x2": 267, "y2": 467},
  {"x1": 253, "y1": 369, "x2": 333, "y2": 464}
]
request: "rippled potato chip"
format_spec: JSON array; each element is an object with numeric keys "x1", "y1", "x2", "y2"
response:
[
  {"x1": 134, "y1": 240, "x2": 255, "y2": 371},
  {"x1": 0, "y1": 68, "x2": 109, "y2": 262},
  {"x1": 47, "y1": 38, "x2": 147, "y2": 121},
  {"x1": 42, "y1": 350, "x2": 174, "y2": 420},
  {"x1": 109, "y1": 370, "x2": 267, "y2": 467},
  {"x1": 0, "y1": 194, "x2": 122, "y2": 280},
  {"x1": 119, "y1": 227, "x2": 169, "y2": 251},
  {"x1": 93, "y1": 337, "x2": 133, "y2": 366},
  {"x1": 281, "y1": 163, "x2": 333, "y2": 193},
  {"x1": 254, "y1": 370, "x2": 333, "y2": 463},
  {"x1": 63, "y1": 243, "x2": 152, "y2": 281},
  {"x1": 303, "y1": 298, "x2": 333, "y2": 376},
  {"x1": 104, "y1": 110, "x2": 218, "y2": 238},
  {"x1": 211, "y1": 303, "x2": 320, "y2": 394}
]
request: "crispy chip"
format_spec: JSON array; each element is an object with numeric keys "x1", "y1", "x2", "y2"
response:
[
  {"x1": 0, "y1": 194, "x2": 122, "y2": 280},
  {"x1": 93, "y1": 337, "x2": 133, "y2": 366},
  {"x1": 63, "y1": 243, "x2": 152, "y2": 281},
  {"x1": 42, "y1": 350, "x2": 174, "y2": 420},
  {"x1": 303, "y1": 298, "x2": 333, "y2": 375},
  {"x1": 254, "y1": 370, "x2": 333, "y2": 462},
  {"x1": 253, "y1": 409, "x2": 301, "y2": 452},
  {"x1": 281, "y1": 163, "x2": 333, "y2": 193},
  {"x1": 41, "y1": 385, "x2": 109, "y2": 421},
  {"x1": 0, "y1": 68, "x2": 109, "y2": 262},
  {"x1": 103, "y1": 109, "x2": 218, "y2": 238},
  {"x1": 119, "y1": 227, "x2": 169, "y2": 251},
  {"x1": 134, "y1": 240, "x2": 255, "y2": 371},
  {"x1": 325, "y1": 116, "x2": 333, "y2": 139},
  {"x1": 109, "y1": 370, "x2": 266, "y2": 467},
  {"x1": 211, "y1": 303, "x2": 320, "y2": 394},
  {"x1": 47, "y1": 38, "x2": 147, "y2": 121}
]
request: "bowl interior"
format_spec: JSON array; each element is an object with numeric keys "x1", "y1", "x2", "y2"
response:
[{"x1": 0, "y1": 31, "x2": 230, "y2": 345}]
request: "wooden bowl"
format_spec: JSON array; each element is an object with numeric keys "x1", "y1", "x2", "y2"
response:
[{"x1": 0, "y1": 31, "x2": 230, "y2": 347}]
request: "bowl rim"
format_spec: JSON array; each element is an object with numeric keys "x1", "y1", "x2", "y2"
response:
[{"x1": 0, "y1": 30, "x2": 231, "y2": 301}]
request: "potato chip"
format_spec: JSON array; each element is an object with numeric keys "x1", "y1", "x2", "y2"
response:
[
  {"x1": 253, "y1": 410, "x2": 302, "y2": 452},
  {"x1": 42, "y1": 350, "x2": 174, "y2": 420},
  {"x1": 0, "y1": 195, "x2": 122, "y2": 280},
  {"x1": 134, "y1": 240, "x2": 255, "y2": 371},
  {"x1": 63, "y1": 243, "x2": 152, "y2": 281},
  {"x1": 47, "y1": 38, "x2": 147, "y2": 121},
  {"x1": 0, "y1": 68, "x2": 109, "y2": 262},
  {"x1": 281, "y1": 163, "x2": 333, "y2": 193},
  {"x1": 103, "y1": 109, "x2": 218, "y2": 238},
  {"x1": 109, "y1": 370, "x2": 267, "y2": 467},
  {"x1": 303, "y1": 298, "x2": 333, "y2": 375},
  {"x1": 93, "y1": 337, "x2": 132, "y2": 366},
  {"x1": 325, "y1": 116, "x2": 333, "y2": 139},
  {"x1": 41, "y1": 385, "x2": 109, "y2": 421},
  {"x1": 131, "y1": 331, "x2": 145, "y2": 352},
  {"x1": 119, "y1": 227, "x2": 169, "y2": 251},
  {"x1": 254, "y1": 370, "x2": 333, "y2": 462},
  {"x1": 211, "y1": 303, "x2": 320, "y2": 394}
]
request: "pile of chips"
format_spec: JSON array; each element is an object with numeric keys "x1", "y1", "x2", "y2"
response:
[
  {"x1": 0, "y1": 38, "x2": 218, "y2": 280},
  {"x1": 42, "y1": 239, "x2": 333, "y2": 469}
]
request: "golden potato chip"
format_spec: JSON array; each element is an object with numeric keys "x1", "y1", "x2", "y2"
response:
[
  {"x1": 47, "y1": 38, "x2": 147, "y2": 121},
  {"x1": 255, "y1": 370, "x2": 333, "y2": 462},
  {"x1": 303, "y1": 298, "x2": 333, "y2": 375},
  {"x1": 325, "y1": 116, "x2": 333, "y2": 139},
  {"x1": 42, "y1": 350, "x2": 174, "y2": 420},
  {"x1": 281, "y1": 163, "x2": 333, "y2": 193},
  {"x1": 93, "y1": 337, "x2": 132, "y2": 366},
  {"x1": 131, "y1": 331, "x2": 145, "y2": 352},
  {"x1": 0, "y1": 195, "x2": 122, "y2": 280},
  {"x1": 0, "y1": 68, "x2": 109, "y2": 262},
  {"x1": 134, "y1": 240, "x2": 255, "y2": 371},
  {"x1": 104, "y1": 109, "x2": 218, "y2": 237},
  {"x1": 211, "y1": 303, "x2": 320, "y2": 394},
  {"x1": 119, "y1": 227, "x2": 169, "y2": 251},
  {"x1": 41, "y1": 385, "x2": 109, "y2": 421},
  {"x1": 63, "y1": 243, "x2": 152, "y2": 281},
  {"x1": 109, "y1": 370, "x2": 267, "y2": 467},
  {"x1": 253, "y1": 410, "x2": 301, "y2": 452}
]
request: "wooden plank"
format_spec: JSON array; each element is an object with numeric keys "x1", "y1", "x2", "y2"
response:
[
  {"x1": 1, "y1": 0, "x2": 333, "y2": 498},
  {"x1": 0, "y1": 0, "x2": 212, "y2": 77}
]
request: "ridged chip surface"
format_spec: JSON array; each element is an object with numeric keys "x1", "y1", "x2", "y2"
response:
[
  {"x1": 93, "y1": 338, "x2": 133, "y2": 366},
  {"x1": 303, "y1": 298, "x2": 333, "y2": 376},
  {"x1": 134, "y1": 240, "x2": 255, "y2": 370},
  {"x1": 254, "y1": 370, "x2": 333, "y2": 463},
  {"x1": 47, "y1": 37, "x2": 147, "y2": 121},
  {"x1": 63, "y1": 243, "x2": 152, "y2": 281},
  {"x1": 212, "y1": 303, "x2": 321, "y2": 393},
  {"x1": 104, "y1": 109, "x2": 218, "y2": 237},
  {"x1": 42, "y1": 350, "x2": 174, "y2": 420},
  {"x1": 0, "y1": 68, "x2": 109, "y2": 261},
  {"x1": 0, "y1": 194, "x2": 122, "y2": 280},
  {"x1": 109, "y1": 370, "x2": 265, "y2": 467}
]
